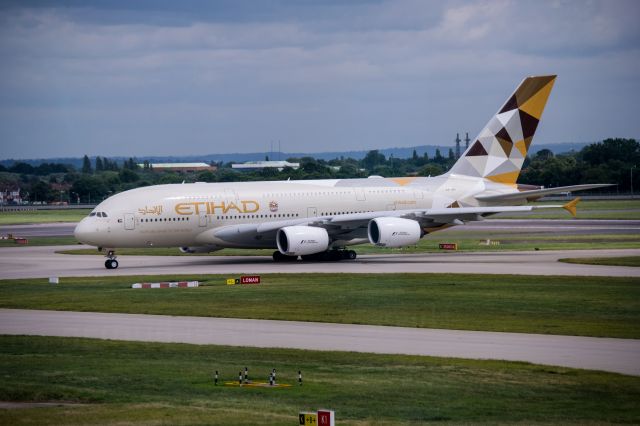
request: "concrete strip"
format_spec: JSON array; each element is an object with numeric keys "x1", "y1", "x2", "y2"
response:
[
  {"x1": 1, "y1": 246, "x2": 639, "y2": 279},
  {"x1": 1, "y1": 309, "x2": 639, "y2": 376}
]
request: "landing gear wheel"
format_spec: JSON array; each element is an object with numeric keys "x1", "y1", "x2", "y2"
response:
[
  {"x1": 104, "y1": 250, "x2": 119, "y2": 269},
  {"x1": 273, "y1": 251, "x2": 298, "y2": 262},
  {"x1": 105, "y1": 259, "x2": 119, "y2": 269},
  {"x1": 346, "y1": 250, "x2": 357, "y2": 260},
  {"x1": 328, "y1": 251, "x2": 342, "y2": 261}
]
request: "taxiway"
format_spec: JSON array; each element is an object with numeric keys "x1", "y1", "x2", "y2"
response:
[
  {"x1": 0, "y1": 245, "x2": 639, "y2": 279},
  {"x1": 1, "y1": 309, "x2": 638, "y2": 376}
]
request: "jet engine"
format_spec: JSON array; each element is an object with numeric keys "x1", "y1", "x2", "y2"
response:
[
  {"x1": 367, "y1": 217, "x2": 422, "y2": 248},
  {"x1": 276, "y1": 226, "x2": 329, "y2": 256}
]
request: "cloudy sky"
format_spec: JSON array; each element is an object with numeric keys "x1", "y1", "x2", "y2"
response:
[{"x1": 1, "y1": 0, "x2": 639, "y2": 159}]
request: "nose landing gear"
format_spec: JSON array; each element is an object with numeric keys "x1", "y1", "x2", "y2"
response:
[{"x1": 104, "y1": 250, "x2": 119, "y2": 269}]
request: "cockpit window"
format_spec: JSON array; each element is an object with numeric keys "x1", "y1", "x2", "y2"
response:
[
  {"x1": 89, "y1": 212, "x2": 96, "y2": 217},
  {"x1": 90, "y1": 211, "x2": 108, "y2": 217},
  {"x1": 102, "y1": 212, "x2": 108, "y2": 217}
]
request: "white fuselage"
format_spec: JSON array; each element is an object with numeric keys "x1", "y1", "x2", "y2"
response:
[{"x1": 74, "y1": 174, "x2": 513, "y2": 251}]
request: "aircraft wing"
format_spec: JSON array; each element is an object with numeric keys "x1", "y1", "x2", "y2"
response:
[
  {"x1": 323, "y1": 202, "x2": 577, "y2": 226},
  {"x1": 209, "y1": 200, "x2": 579, "y2": 244},
  {"x1": 475, "y1": 184, "x2": 613, "y2": 202}
]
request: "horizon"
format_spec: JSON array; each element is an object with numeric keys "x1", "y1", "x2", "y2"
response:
[
  {"x1": 1, "y1": 1, "x2": 639, "y2": 159},
  {"x1": 0, "y1": 141, "x2": 594, "y2": 164}
]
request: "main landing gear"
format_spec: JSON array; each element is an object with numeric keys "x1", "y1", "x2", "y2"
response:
[
  {"x1": 272, "y1": 251, "x2": 298, "y2": 262},
  {"x1": 104, "y1": 250, "x2": 119, "y2": 269},
  {"x1": 272, "y1": 250, "x2": 357, "y2": 262}
]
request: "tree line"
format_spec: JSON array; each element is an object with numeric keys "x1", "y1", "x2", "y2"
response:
[{"x1": 0, "y1": 138, "x2": 637, "y2": 204}]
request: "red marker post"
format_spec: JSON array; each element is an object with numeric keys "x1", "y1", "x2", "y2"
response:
[{"x1": 317, "y1": 410, "x2": 335, "y2": 426}]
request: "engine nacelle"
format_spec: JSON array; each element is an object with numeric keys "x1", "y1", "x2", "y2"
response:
[
  {"x1": 367, "y1": 217, "x2": 422, "y2": 248},
  {"x1": 277, "y1": 226, "x2": 329, "y2": 256}
]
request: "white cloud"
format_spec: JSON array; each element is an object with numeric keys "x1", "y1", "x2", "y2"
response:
[{"x1": 0, "y1": 0, "x2": 638, "y2": 158}]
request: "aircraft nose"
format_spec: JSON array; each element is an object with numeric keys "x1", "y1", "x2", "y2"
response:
[{"x1": 74, "y1": 217, "x2": 97, "y2": 245}]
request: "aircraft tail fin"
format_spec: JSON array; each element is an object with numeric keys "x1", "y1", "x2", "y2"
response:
[{"x1": 449, "y1": 75, "x2": 556, "y2": 184}]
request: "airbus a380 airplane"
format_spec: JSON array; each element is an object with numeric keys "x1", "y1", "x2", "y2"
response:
[{"x1": 75, "y1": 75, "x2": 609, "y2": 269}]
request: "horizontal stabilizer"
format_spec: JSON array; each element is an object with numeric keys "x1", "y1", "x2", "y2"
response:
[
  {"x1": 475, "y1": 184, "x2": 614, "y2": 203},
  {"x1": 563, "y1": 197, "x2": 581, "y2": 218}
]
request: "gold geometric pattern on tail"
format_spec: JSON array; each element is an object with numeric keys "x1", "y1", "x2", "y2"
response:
[{"x1": 449, "y1": 75, "x2": 556, "y2": 184}]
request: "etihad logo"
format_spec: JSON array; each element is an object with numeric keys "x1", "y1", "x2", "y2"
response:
[{"x1": 175, "y1": 200, "x2": 259, "y2": 215}]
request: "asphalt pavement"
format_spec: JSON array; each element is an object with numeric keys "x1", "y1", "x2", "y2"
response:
[
  {"x1": 1, "y1": 245, "x2": 639, "y2": 279},
  {"x1": 2, "y1": 309, "x2": 638, "y2": 376}
]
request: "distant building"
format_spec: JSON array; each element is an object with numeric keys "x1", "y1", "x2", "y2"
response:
[
  {"x1": 137, "y1": 163, "x2": 217, "y2": 173},
  {"x1": 0, "y1": 187, "x2": 22, "y2": 205},
  {"x1": 231, "y1": 160, "x2": 300, "y2": 171}
]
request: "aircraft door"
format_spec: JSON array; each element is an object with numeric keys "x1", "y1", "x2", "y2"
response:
[
  {"x1": 124, "y1": 213, "x2": 135, "y2": 230},
  {"x1": 198, "y1": 212, "x2": 207, "y2": 227},
  {"x1": 355, "y1": 188, "x2": 366, "y2": 201},
  {"x1": 307, "y1": 207, "x2": 317, "y2": 218}
]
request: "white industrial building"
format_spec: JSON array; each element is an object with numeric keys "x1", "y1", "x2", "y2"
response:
[{"x1": 231, "y1": 160, "x2": 300, "y2": 171}]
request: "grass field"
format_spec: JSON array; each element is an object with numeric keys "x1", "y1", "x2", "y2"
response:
[
  {"x1": 1, "y1": 273, "x2": 639, "y2": 338},
  {"x1": 496, "y1": 199, "x2": 640, "y2": 219},
  {"x1": 0, "y1": 209, "x2": 90, "y2": 225},
  {"x1": 1, "y1": 335, "x2": 639, "y2": 425},
  {"x1": 0, "y1": 236, "x2": 79, "y2": 247},
  {"x1": 559, "y1": 256, "x2": 640, "y2": 267}
]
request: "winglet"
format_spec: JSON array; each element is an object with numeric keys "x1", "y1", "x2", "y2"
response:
[{"x1": 562, "y1": 197, "x2": 581, "y2": 218}]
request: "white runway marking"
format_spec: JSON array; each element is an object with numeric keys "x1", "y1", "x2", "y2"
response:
[{"x1": 1, "y1": 309, "x2": 638, "y2": 376}]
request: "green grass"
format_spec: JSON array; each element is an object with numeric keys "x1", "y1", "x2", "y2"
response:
[
  {"x1": 496, "y1": 199, "x2": 640, "y2": 219},
  {"x1": 559, "y1": 256, "x2": 640, "y2": 267},
  {"x1": 0, "y1": 236, "x2": 79, "y2": 247},
  {"x1": 1, "y1": 336, "x2": 639, "y2": 425},
  {"x1": 1, "y1": 273, "x2": 639, "y2": 338},
  {"x1": 0, "y1": 209, "x2": 90, "y2": 225}
]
